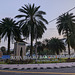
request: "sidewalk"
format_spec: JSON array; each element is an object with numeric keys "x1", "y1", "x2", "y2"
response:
[{"x1": 0, "y1": 62, "x2": 75, "y2": 70}]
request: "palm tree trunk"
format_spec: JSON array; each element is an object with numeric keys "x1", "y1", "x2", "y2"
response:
[
  {"x1": 68, "y1": 41, "x2": 70, "y2": 55},
  {"x1": 35, "y1": 27, "x2": 37, "y2": 58},
  {"x1": 7, "y1": 35, "x2": 10, "y2": 55},
  {"x1": 38, "y1": 50, "x2": 40, "y2": 59},
  {"x1": 67, "y1": 31, "x2": 70, "y2": 59},
  {"x1": 57, "y1": 50, "x2": 59, "y2": 55},
  {"x1": 30, "y1": 28, "x2": 33, "y2": 57},
  {"x1": 67, "y1": 33, "x2": 70, "y2": 55}
]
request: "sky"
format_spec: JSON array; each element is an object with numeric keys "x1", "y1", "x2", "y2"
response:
[{"x1": 0, "y1": 0, "x2": 75, "y2": 49}]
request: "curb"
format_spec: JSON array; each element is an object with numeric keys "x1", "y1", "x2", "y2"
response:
[
  {"x1": 1, "y1": 66, "x2": 74, "y2": 70},
  {"x1": 1, "y1": 62, "x2": 75, "y2": 70}
]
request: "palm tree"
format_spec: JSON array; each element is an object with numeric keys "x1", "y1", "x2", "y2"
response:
[
  {"x1": 56, "y1": 13, "x2": 75, "y2": 55},
  {"x1": 15, "y1": 4, "x2": 48, "y2": 56},
  {"x1": 0, "y1": 17, "x2": 21, "y2": 55},
  {"x1": 47, "y1": 37, "x2": 65, "y2": 55},
  {"x1": 69, "y1": 33, "x2": 75, "y2": 52},
  {"x1": 69, "y1": 21, "x2": 75, "y2": 52}
]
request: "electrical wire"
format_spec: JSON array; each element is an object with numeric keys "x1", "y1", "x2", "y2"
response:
[{"x1": 48, "y1": 7, "x2": 75, "y2": 23}]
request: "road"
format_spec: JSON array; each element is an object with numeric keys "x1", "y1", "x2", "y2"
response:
[{"x1": 0, "y1": 67, "x2": 75, "y2": 75}]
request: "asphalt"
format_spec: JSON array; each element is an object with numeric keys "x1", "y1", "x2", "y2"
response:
[{"x1": 0, "y1": 62, "x2": 75, "y2": 70}]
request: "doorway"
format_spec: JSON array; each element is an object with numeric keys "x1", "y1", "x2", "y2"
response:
[{"x1": 20, "y1": 47, "x2": 22, "y2": 57}]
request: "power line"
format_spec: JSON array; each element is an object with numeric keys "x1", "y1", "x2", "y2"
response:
[{"x1": 48, "y1": 7, "x2": 75, "y2": 23}]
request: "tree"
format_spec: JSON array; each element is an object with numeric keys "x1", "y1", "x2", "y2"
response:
[
  {"x1": 56, "y1": 13, "x2": 75, "y2": 55},
  {"x1": 69, "y1": 34, "x2": 75, "y2": 51},
  {"x1": 34, "y1": 41, "x2": 43, "y2": 55},
  {"x1": 47, "y1": 38, "x2": 66, "y2": 55},
  {"x1": 15, "y1": 4, "x2": 48, "y2": 56},
  {"x1": 68, "y1": 21, "x2": 75, "y2": 51},
  {"x1": 1, "y1": 46, "x2": 7, "y2": 55},
  {"x1": 0, "y1": 17, "x2": 21, "y2": 55}
]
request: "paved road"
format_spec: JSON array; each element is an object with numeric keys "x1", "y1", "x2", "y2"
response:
[{"x1": 0, "y1": 67, "x2": 75, "y2": 75}]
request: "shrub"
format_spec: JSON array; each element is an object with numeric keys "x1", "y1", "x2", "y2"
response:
[
  {"x1": 66, "y1": 59, "x2": 75, "y2": 62},
  {"x1": 6, "y1": 59, "x2": 34, "y2": 64}
]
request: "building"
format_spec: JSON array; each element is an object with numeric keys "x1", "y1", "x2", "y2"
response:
[{"x1": 14, "y1": 41, "x2": 26, "y2": 58}]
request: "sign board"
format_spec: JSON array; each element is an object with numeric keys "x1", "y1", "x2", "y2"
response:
[
  {"x1": 2, "y1": 55, "x2": 10, "y2": 59},
  {"x1": 10, "y1": 54, "x2": 75, "y2": 60}
]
